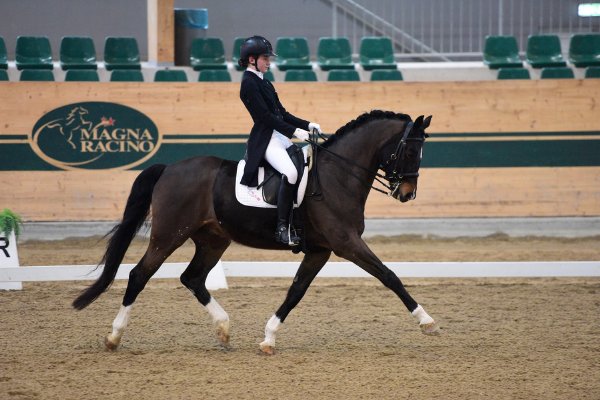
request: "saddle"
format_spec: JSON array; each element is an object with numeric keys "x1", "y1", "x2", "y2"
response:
[
  {"x1": 235, "y1": 145, "x2": 311, "y2": 208},
  {"x1": 259, "y1": 144, "x2": 306, "y2": 205}
]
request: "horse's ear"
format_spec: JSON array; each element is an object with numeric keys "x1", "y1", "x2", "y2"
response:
[
  {"x1": 422, "y1": 115, "x2": 432, "y2": 130},
  {"x1": 414, "y1": 115, "x2": 424, "y2": 128}
]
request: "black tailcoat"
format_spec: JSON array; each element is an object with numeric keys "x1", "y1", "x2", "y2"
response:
[{"x1": 239, "y1": 70, "x2": 309, "y2": 186}]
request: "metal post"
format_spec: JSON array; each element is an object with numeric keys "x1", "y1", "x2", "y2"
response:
[
  {"x1": 499, "y1": 0, "x2": 504, "y2": 35},
  {"x1": 332, "y1": 0, "x2": 338, "y2": 38}
]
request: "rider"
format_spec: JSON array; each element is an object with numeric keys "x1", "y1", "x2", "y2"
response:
[{"x1": 238, "y1": 35, "x2": 322, "y2": 246}]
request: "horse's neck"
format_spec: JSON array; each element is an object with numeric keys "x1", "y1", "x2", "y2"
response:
[
  {"x1": 317, "y1": 126, "x2": 391, "y2": 203},
  {"x1": 330, "y1": 126, "x2": 390, "y2": 170}
]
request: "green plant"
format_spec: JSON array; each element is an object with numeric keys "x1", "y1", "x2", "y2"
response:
[{"x1": 0, "y1": 209, "x2": 23, "y2": 238}]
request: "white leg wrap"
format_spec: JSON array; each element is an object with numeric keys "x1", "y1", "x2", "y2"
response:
[
  {"x1": 108, "y1": 305, "x2": 132, "y2": 343},
  {"x1": 261, "y1": 315, "x2": 282, "y2": 347},
  {"x1": 411, "y1": 304, "x2": 434, "y2": 325},
  {"x1": 205, "y1": 297, "x2": 229, "y2": 324}
]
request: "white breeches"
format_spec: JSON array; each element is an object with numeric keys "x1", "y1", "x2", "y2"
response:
[{"x1": 264, "y1": 131, "x2": 298, "y2": 184}]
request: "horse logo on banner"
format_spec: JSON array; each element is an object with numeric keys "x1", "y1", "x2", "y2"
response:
[{"x1": 29, "y1": 102, "x2": 161, "y2": 170}]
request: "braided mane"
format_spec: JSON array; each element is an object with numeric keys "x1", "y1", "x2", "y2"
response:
[{"x1": 322, "y1": 110, "x2": 411, "y2": 148}]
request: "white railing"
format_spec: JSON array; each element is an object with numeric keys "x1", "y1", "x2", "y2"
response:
[
  {"x1": 1, "y1": 262, "x2": 599, "y2": 287},
  {"x1": 325, "y1": 0, "x2": 600, "y2": 61}
]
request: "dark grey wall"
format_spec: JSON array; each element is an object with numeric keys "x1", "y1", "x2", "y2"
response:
[
  {"x1": 0, "y1": 0, "x2": 147, "y2": 59},
  {"x1": 176, "y1": 0, "x2": 333, "y2": 60},
  {"x1": 0, "y1": 0, "x2": 334, "y2": 60},
  {"x1": 0, "y1": 0, "x2": 597, "y2": 61}
]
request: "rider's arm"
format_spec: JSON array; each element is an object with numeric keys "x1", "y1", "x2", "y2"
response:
[
  {"x1": 268, "y1": 82, "x2": 310, "y2": 132},
  {"x1": 240, "y1": 78, "x2": 308, "y2": 138}
]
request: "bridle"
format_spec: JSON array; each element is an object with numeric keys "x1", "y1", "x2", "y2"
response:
[
  {"x1": 306, "y1": 120, "x2": 425, "y2": 197},
  {"x1": 377, "y1": 121, "x2": 425, "y2": 198}
]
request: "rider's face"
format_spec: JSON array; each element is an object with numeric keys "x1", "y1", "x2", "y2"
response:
[{"x1": 250, "y1": 54, "x2": 271, "y2": 73}]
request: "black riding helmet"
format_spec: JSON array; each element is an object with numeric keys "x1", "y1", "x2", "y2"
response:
[{"x1": 238, "y1": 35, "x2": 277, "y2": 69}]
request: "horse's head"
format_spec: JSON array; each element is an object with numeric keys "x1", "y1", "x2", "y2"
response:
[
  {"x1": 379, "y1": 115, "x2": 431, "y2": 202},
  {"x1": 66, "y1": 106, "x2": 90, "y2": 123}
]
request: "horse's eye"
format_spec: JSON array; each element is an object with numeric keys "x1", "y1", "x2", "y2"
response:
[{"x1": 405, "y1": 148, "x2": 417, "y2": 158}]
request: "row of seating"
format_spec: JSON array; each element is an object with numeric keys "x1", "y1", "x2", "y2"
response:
[
  {"x1": 1, "y1": 68, "x2": 404, "y2": 82},
  {"x1": 0, "y1": 36, "x2": 140, "y2": 71},
  {"x1": 484, "y1": 33, "x2": 600, "y2": 69},
  {"x1": 497, "y1": 66, "x2": 600, "y2": 80},
  {"x1": 249, "y1": 36, "x2": 395, "y2": 71},
  {"x1": 2, "y1": 69, "x2": 227, "y2": 82},
  {"x1": 10, "y1": 66, "x2": 598, "y2": 82},
  {"x1": 0, "y1": 35, "x2": 398, "y2": 72},
  {"x1": 4, "y1": 34, "x2": 599, "y2": 73},
  {"x1": 284, "y1": 69, "x2": 402, "y2": 81}
]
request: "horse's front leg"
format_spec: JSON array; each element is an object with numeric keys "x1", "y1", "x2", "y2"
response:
[
  {"x1": 334, "y1": 237, "x2": 440, "y2": 335},
  {"x1": 260, "y1": 250, "x2": 331, "y2": 355}
]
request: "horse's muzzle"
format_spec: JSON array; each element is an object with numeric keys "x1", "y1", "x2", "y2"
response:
[
  {"x1": 398, "y1": 189, "x2": 416, "y2": 203},
  {"x1": 391, "y1": 181, "x2": 417, "y2": 202}
]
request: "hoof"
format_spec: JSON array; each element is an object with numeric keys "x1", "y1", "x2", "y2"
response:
[
  {"x1": 104, "y1": 335, "x2": 120, "y2": 351},
  {"x1": 216, "y1": 321, "x2": 230, "y2": 347},
  {"x1": 259, "y1": 342, "x2": 276, "y2": 355},
  {"x1": 420, "y1": 321, "x2": 441, "y2": 336}
]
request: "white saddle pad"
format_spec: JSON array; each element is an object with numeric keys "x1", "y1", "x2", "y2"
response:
[{"x1": 235, "y1": 145, "x2": 310, "y2": 208}]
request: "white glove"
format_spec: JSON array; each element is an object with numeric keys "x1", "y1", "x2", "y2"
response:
[
  {"x1": 308, "y1": 122, "x2": 322, "y2": 134},
  {"x1": 293, "y1": 128, "x2": 310, "y2": 141}
]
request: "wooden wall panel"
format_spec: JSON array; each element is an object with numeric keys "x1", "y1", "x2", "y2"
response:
[
  {"x1": 1, "y1": 80, "x2": 599, "y2": 136},
  {"x1": 2, "y1": 167, "x2": 599, "y2": 221},
  {"x1": 1, "y1": 80, "x2": 599, "y2": 221},
  {"x1": 365, "y1": 167, "x2": 600, "y2": 218}
]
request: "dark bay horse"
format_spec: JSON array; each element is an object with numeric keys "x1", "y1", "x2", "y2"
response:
[{"x1": 73, "y1": 110, "x2": 438, "y2": 354}]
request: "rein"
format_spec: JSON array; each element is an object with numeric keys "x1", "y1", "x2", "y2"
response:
[{"x1": 306, "y1": 120, "x2": 417, "y2": 197}]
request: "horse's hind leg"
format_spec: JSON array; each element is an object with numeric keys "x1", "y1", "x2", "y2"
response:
[
  {"x1": 105, "y1": 240, "x2": 184, "y2": 350},
  {"x1": 180, "y1": 234, "x2": 231, "y2": 347},
  {"x1": 260, "y1": 250, "x2": 331, "y2": 354}
]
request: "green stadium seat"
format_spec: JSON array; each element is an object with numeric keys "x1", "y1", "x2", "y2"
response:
[
  {"x1": 264, "y1": 70, "x2": 275, "y2": 81},
  {"x1": 110, "y1": 69, "x2": 144, "y2": 82},
  {"x1": 359, "y1": 37, "x2": 396, "y2": 70},
  {"x1": 497, "y1": 68, "x2": 530, "y2": 80},
  {"x1": 275, "y1": 37, "x2": 311, "y2": 71},
  {"x1": 60, "y1": 36, "x2": 97, "y2": 70},
  {"x1": 15, "y1": 36, "x2": 53, "y2": 70},
  {"x1": 568, "y1": 34, "x2": 600, "y2": 68},
  {"x1": 20, "y1": 69, "x2": 54, "y2": 81},
  {"x1": 317, "y1": 37, "x2": 354, "y2": 71},
  {"x1": 585, "y1": 66, "x2": 600, "y2": 78},
  {"x1": 64, "y1": 70, "x2": 100, "y2": 81},
  {"x1": 327, "y1": 69, "x2": 360, "y2": 81},
  {"x1": 371, "y1": 69, "x2": 403, "y2": 81},
  {"x1": 0, "y1": 37, "x2": 7, "y2": 69},
  {"x1": 483, "y1": 35, "x2": 522, "y2": 69},
  {"x1": 154, "y1": 69, "x2": 188, "y2": 82},
  {"x1": 104, "y1": 37, "x2": 141, "y2": 71},
  {"x1": 198, "y1": 69, "x2": 231, "y2": 82},
  {"x1": 232, "y1": 37, "x2": 245, "y2": 71},
  {"x1": 190, "y1": 37, "x2": 227, "y2": 71},
  {"x1": 284, "y1": 70, "x2": 317, "y2": 82},
  {"x1": 540, "y1": 67, "x2": 574, "y2": 79},
  {"x1": 525, "y1": 35, "x2": 566, "y2": 68},
  {"x1": 0, "y1": 70, "x2": 8, "y2": 81}
]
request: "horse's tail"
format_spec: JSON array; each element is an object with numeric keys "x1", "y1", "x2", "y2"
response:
[{"x1": 72, "y1": 164, "x2": 167, "y2": 310}]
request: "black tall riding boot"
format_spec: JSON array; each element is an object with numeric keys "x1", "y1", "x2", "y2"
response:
[{"x1": 275, "y1": 175, "x2": 300, "y2": 246}]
